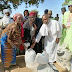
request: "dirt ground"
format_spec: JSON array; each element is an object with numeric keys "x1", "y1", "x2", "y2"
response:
[
  {"x1": 0, "y1": 55, "x2": 32, "y2": 72},
  {"x1": 0, "y1": 55, "x2": 69, "y2": 72},
  {"x1": 0, "y1": 42, "x2": 71, "y2": 72}
]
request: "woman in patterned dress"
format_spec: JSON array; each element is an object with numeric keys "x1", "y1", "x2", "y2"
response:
[{"x1": 1, "y1": 13, "x2": 26, "y2": 72}]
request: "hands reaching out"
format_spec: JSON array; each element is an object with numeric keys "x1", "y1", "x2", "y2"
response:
[{"x1": 31, "y1": 42, "x2": 36, "y2": 48}]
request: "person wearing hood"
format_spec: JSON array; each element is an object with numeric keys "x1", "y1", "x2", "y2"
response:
[{"x1": 0, "y1": 8, "x2": 13, "y2": 30}]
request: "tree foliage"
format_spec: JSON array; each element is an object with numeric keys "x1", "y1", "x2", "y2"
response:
[
  {"x1": 0, "y1": 0, "x2": 44, "y2": 12},
  {"x1": 29, "y1": 9, "x2": 39, "y2": 12},
  {"x1": 62, "y1": 0, "x2": 70, "y2": 6}
]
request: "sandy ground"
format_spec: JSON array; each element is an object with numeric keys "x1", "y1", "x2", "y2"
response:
[
  {"x1": 0, "y1": 31, "x2": 71, "y2": 72},
  {"x1": 0, "y1": 55, "x2": 32, "y2": 72},
  {"x1": 0, "y1": 37, "x2": 32, "y2": 72},
  {"x1": 0, "y1": 55, "x2": 69, "y2": 72},
  {"x1": 0, "y1": 42, "x2": 70, "y2": 72}
]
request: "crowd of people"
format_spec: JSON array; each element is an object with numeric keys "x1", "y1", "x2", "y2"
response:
[{"x1": 0, "y1": 1, "x2": 72, "y2": 72}]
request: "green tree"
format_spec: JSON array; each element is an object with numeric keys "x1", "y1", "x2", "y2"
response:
[
  {"x1": 29, "y1": 9, "x2": 40, "y2": 17},
  {"x1": 62, "y1": 0, "x2": 70, "y2": 6},
  {"x1": 0, "y1": 0, "x2": 44, "y2": 12}
]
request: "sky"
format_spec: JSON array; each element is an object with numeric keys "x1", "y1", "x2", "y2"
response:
[{"x1": 0, "y1": 0, "x2": 69, "y2": 18}]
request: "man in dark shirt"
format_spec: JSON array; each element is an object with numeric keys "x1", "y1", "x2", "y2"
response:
[{"x1": 23, "y1": 12, "x2": 43, "y2": 53}]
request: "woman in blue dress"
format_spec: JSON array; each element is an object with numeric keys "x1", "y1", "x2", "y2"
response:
[{"x1": 1, "y1": 13, "x2": 26, "y2": 72}]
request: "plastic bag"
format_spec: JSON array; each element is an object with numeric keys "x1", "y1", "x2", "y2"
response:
[
  {"x1": 37, "y1": 64, "x2": 54, "y2": 72},
  {"x1": 56, "y1": 43, "x2": 72, "y2": 71},
  {"x1": 35, "y1": 51, "x2": 49, "y2": 64},
  {"x1": 25, "y1": 48, "x2": 36, "y2": 68}
]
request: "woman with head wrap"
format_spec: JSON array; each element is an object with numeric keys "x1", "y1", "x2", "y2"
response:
[
  {"x1": 1, "y1": 13, "x2": 26, "y2": 72},
  {"x1": 23, "y1": 12, "x2": 37, "y2": 49},
  {"x1": 23, "y1": 12, "x2": 43, "y2": 53},
  {"x1": 23, "y1": 12, "x2": 37, "y2": 40}
]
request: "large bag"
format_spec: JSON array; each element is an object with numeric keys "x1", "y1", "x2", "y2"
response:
[
  {"x1": 25, "y1": 48, "x2": 36, "y2": 68},
  {"x1": 35, "y1": 51, "x2": 49, "y2": 64},
  {"x1": 37, "y1": 64, "x2": 55, "y2": 72},
  {"x1": 56, "y1": 43, "x2": 72, "y2": 71},
  {"x1": 35, "y1": 51, "x2": 56, "y2": 72}
]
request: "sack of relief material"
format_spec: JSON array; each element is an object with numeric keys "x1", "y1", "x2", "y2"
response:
[
  {"x1": 35, "y1": 51, "x2": 49, "y2": 64},
  {"x1": 56, "y1": 43, "x2": 72, "y2": 71},
  {"x1": 37, "y1": 64, "x2": 54, "y2": 72},
  {"x1": 25, "y1": 48, "x2": 36, "y2": 68}
]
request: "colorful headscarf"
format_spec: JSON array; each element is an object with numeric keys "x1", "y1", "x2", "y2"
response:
[
  {"x1": 29, "y1": 12, "x2": 36, "y2": 16},
  {"x1": 13, "y1": 13, "x2": 23, "y2": 21}
]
